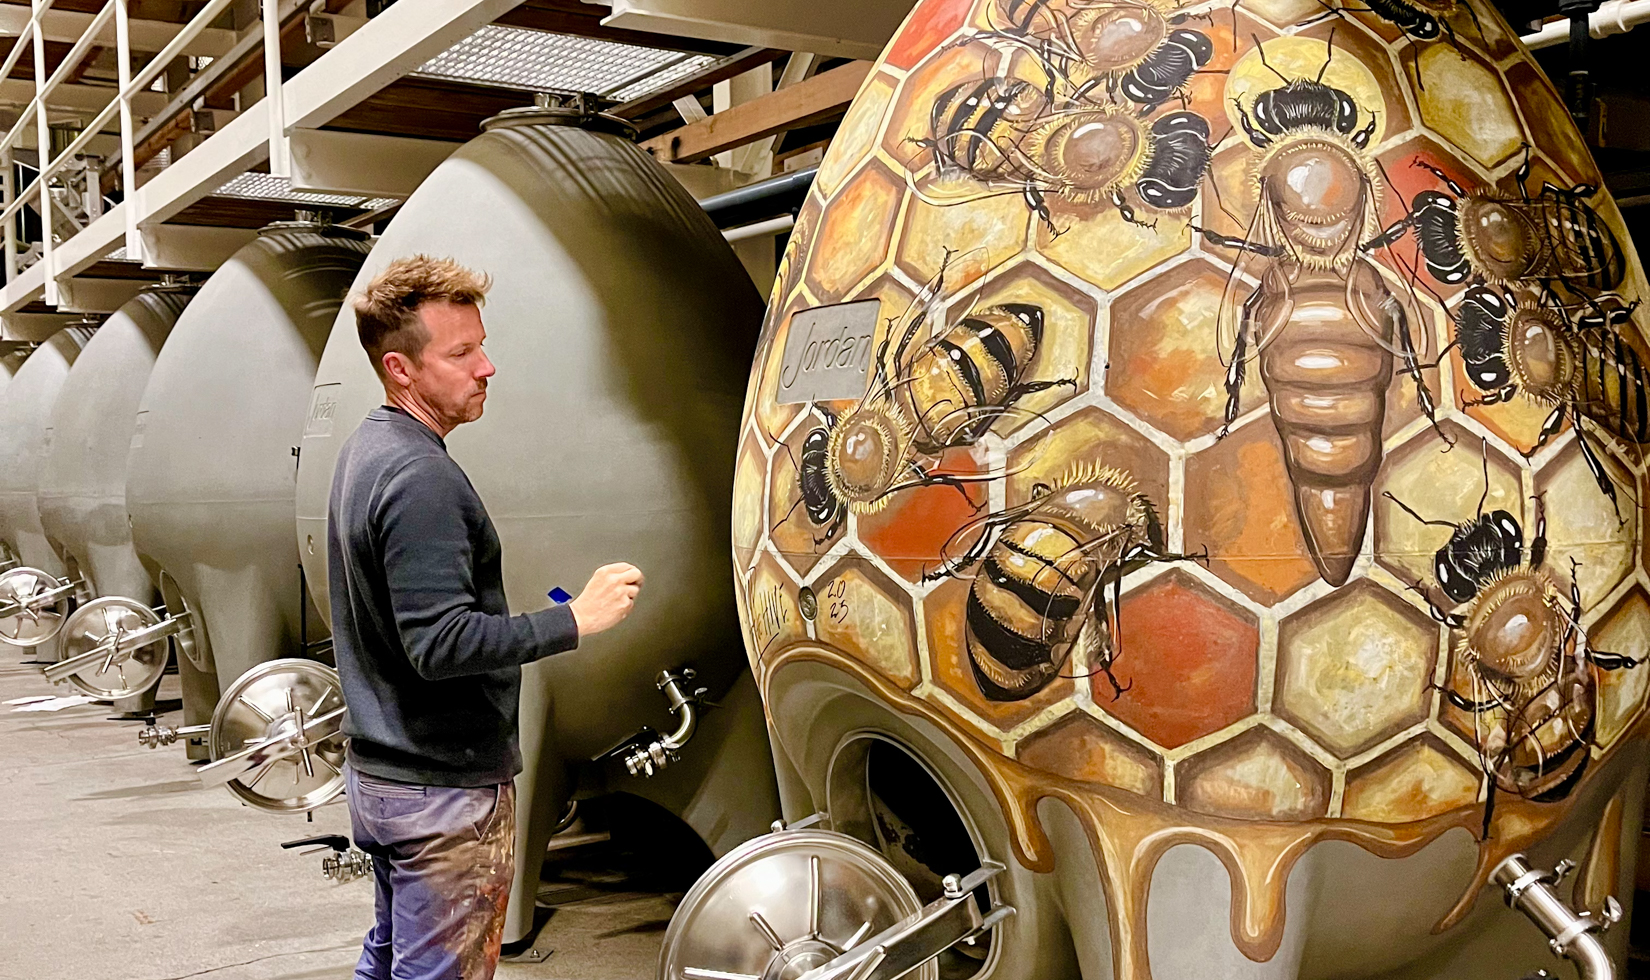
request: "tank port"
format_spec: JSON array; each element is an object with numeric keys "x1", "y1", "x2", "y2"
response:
[
  {"x1": 136, "y1": 720, "x2": 210, "y2": 749},
  {"x1": 1494, "y1": 853, "x2": 1621, "y2": 980},
  {"x1": 605, "y1": 668, "x2": 709, "y2": 778}
]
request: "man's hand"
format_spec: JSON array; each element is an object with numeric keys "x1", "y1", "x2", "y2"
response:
[{"x1": 569, "y1": 563, "x2": 644, "y2": 637}]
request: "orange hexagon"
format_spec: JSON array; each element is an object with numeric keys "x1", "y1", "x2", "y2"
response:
[
  {"x1": 885, "y1": 0, "x2": 975, "y2": 71},
  {"x1": 806, "y1": 163, "x2": 905, "y2": 302},
  {"x1": 1275, "y1": 581, "x2": 1439, "y2": 759},
  {"x1": 1016, "y1": 713, "x2": 1162, "y2": 799},
  {"x1": 1184, "y1": 424, "x2": 1318, "y2": 605},
  {"x1": 1104, "y1": 570, "x2": 1260, "y2": 750},
  {"x1": 924, "y1": 575, "x2": 1074, "y2": 735},
  {"x1": 896, "y1": 193, "x2": 1031, "y2": 292},
  {"x1": 817, "y1": 73, "x2": 898, "y2": 200},
  {"x1": 1177, "y1": 726, "x2": 1330, "y2": 821},
  {"x1": 1107, "y1": 257, "x2": 1265, "y2": 442},
  {"x1": 1342, "y1": 736, "x2": 1482, "y2": 823},
  {"x1": 811, "y1": 557, "x2": 922, "y2": 691},
  {"x1": 857, "y1": 445, "x2": 990, "y2": 583},
  {"x1": 1373, "y1": 422, "x2": 1522, "y2": 590}
]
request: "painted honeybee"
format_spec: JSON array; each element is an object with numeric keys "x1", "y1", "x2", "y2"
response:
[
  {"x1": 1386, "y1": 463, "x2": 1640, "y2": 836},
  {"x1": 978, "y1": 0, "x2": 1214, "y2": 110},
  {"x1": 777, "y1": 276, "x2": 1071, "y2": 544},
  {"x1": 925, "y1": 462, "x2": 1187, "y2": 701},
  {"x1": 1452, "y1": 285, "x2": 1646, "y2": 519},
  {"x1": 1365, "y1": 148, "x2": 1627, "y2": 314},
  {"x1": 919, "y1": 81, "x2": 1214, "y2": 230},
  {"x1": 1195, "y1": 34, "x2": 1444, "y2": 586}
]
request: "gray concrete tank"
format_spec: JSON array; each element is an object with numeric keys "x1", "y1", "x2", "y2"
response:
[
  {"x1": 0, "y1": 341, "x2": 34, "y2": 568},
  {"x1": 35, "y1": 286, "x2": 194, "y2": 712},
  {"x1": 0, "y1": 325, "x2": 97, "y2": 661},
  {"x1": 293, "y1": 102, "x2": 780, "y2": 943},
  {"x1": 127, "y1": 222, "x2": 369, "y2": 762}
]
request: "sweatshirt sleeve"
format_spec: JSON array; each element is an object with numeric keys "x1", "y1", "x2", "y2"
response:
[{"x1": 375, "y1": 454, "x2": 578, "y2": 680}]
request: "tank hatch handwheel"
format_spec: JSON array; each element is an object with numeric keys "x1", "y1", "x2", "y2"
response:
[
  {"x1": 0, "y1": 566, "x2": 78, "y2": 646},
  {"x1": 42, "y1": 597, "x2": 176, "y2": 699},
  {"x1": 196, "y1": 659, "x2": 347, "y2": 813},
  {"x1": 658, "y1": 826, "x2": 1012, "y2": 980}
]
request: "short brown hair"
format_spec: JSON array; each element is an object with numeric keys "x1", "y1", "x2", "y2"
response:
[{"x1": 353, "y1": 255, "x2": 491, "y2": 378}]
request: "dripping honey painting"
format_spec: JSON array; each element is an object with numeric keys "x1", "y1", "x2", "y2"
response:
[{"x1": 731, "y1": 0, "x2": 1650, "y2": 977}]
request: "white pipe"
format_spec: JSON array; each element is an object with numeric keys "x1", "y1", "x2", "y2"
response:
[
  {"x1": 115, "y1": 0, "x2": 138, "y2": 260},
  {"x1": 722, "y1": 213, "x2": 794, "y2": 242},
  {"x1": 263, "y1": 0, "x2": 288, "y2": 177},
  {"x1": 1522, "y1": 0, "x2": 1650, "y2": 49},
  {"x1": 31, "y1": 0, "x2": 54, "y2": 306}
]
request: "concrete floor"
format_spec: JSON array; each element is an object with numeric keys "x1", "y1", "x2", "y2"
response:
[{"x1": 0, "y1": 659, "x2": 673, "y2": 980}]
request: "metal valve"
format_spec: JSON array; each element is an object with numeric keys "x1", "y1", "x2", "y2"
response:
[
  {"x1": 605, "y1": 668, "x2": 711, "y2": 778},
  {"x1": 282, "y1": 834, "x2": 373, "y2": 883},
  {"x1": 137, "y1": 719, "x2": 210, "y2": 749},
  {"x1": 1493, "y1": 853, "x2": 1619, "y2": 980}
]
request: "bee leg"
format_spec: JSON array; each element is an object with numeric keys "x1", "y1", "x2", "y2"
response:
[
  {"x1": 1193, "y1": 224, "x2": 1283, "y2": 257},
  {"x1": 1514, "y1": 143, "x2": 1533, "y2": 202},
  {"x1": 1025, "y1": 186, "x2": 1060, "y2": 237},
  {"x1": 1572, "y1": 418, "x2": 1626, "y2": 524},
  {"x1": 1459, "y1": 384, "x2": 1518, "y2": 408},
  {"x1": 1524, "y1": 402, "x2": 1568, "y2": 458},
  {"x1": 1394, "y1": 308, "x2": 1449, "y2": 442},
  {"x1": 1411, "y1": 159, "x2": 1468, "y2": 198},
  {"x1": 1435, "y1": 683, "x2": 1500, "y2": 713},
  {"x1": 1590, "y1": 649, "x2": 1643, "y2": 670},
  {"x1": 1219, "y1": 285, "x2": 1266, "y2": 438},
  {"x1": 1362, "y1": 215, "x2": 1413, "y2": 251},
  {"x1": 1403, "y1": 578, "x2": 1465, "y2": 628},
  {"x1": 1232, "y1": 99, "x2": 1270, "y2": 148},
  {"x1": 1481, "y1": 784, "x2": 1497, "y2": 841},
  {"x1": 1110, "y1": 190, "x2": 1154, "y2": 229},
  {"x1": 1529, "y1": 494, "x2": 1547, "y2": 569}
]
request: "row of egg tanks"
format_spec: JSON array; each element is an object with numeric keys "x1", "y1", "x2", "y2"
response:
[{"x1": 0, "y1": 99, "x2": 782, "y2": 946}]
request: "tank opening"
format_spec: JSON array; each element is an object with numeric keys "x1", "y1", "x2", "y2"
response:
[
  {"x1": 528, "y1": 792, "x2": 716, "y2": 902},
  {"x1": 864, "y1": 739, "x2": 992, "y2": 979}
]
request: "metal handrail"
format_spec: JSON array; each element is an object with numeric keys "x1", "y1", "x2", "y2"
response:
[{"x1": 0, "y1": 0, "x2": 259, "y2": 283}]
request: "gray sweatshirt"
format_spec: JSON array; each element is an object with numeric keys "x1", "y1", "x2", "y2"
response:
[{"x1": 328, "y1": 405, "x2": 579, "y2": 786}]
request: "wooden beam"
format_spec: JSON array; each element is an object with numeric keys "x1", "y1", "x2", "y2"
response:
[
  {"x1": 639, "y1": 59, "x2": 870, "y2": 165},
  {"x1": 611, "y1": 44, "x2": 783, "y2": 119}
]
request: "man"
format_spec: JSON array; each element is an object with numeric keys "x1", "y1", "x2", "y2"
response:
[{"x1": 329, "y1": 255, "x2": 644, "y2": 980}]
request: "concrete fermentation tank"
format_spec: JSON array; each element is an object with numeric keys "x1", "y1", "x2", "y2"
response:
[
  {"x1": 33, "y1": 286, "x2": 194, "y2": 716},
  {"x1": 293, "y1": 99, "x2": 780, "y2": 944},
  {"x1": 0, "y1": 341, "x2": 36, "y2": 570},
  {"x1": 668, "y1": 0, "x2": 1650, "y2": 978},
  {"x1": 0, "y1": 324, "x2": 96, "y2": 660},
  {"x1": 126, "y1": 221, "x2": 368, "y2": 810}
]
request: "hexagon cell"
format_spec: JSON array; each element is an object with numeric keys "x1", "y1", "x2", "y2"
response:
[{"x1": 733, "y1": 0, "x2": 1650, "y2": 925}]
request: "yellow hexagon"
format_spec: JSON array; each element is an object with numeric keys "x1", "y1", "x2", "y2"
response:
[
  {"x1": 1225, "y1": 34, "x2": 1389, "y2": 149},
  {"x1": 806, "y1": 163, "x2": 905, "y2": 302},
  {"x1": 1588, "y1": 589, "x2": 1650, "y2": 748},
  {"x1": 951, "y1": 261, "x2": 1093, "y2": 432},
  {"x1": 818, "y1": 73, "x2": 897, "y2": 199},
  {"x1": 733, "y1": 432, "x2": 768, "y2": 566},
  {"x1": 1035, "y1": 203, "x2": 1190, "y2": 293},
  {"x1": 1177, "y1": 727, "x2": 1331, "y2": 821},
  {"x1": 1276, "y1": 581, "x2": 1439, "y2": 758},
  {"x1": 1341, "y1": 737, "x2": 1481, "y2": 823},
  {"x1": 1535, "y1": 442, "x2": 1638, "y2": 609},
  {"x1": 897, "y1": 192, "x2": 1031, "y2": 293},
  {"x1": 813, "y1": 560, "x2": 921, "y2": 691},
  {"x1": 1412, "y1": 46, "x2": 1523, "y2": 169},
  {"x1": 1374, "y1": 425, "x2": 1522, "y2": 590}
]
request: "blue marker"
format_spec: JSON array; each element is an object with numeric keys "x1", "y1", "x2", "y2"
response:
[{"x1": 547, "y1": 587, "x2": 572, "y2": 604}]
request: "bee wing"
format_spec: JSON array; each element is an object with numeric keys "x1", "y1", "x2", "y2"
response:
[{"x1": 1215, "y1": 183, "x2": 1293, "y2": 369}]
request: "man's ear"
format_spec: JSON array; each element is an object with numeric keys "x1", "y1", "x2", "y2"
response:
[{"x1": 382, "y1": 350, "x2": 413, "y2": 387}]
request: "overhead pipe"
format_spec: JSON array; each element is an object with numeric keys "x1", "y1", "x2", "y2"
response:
[
  {"x1": 700, "y1": 166, "x2": 816, "y2": 228},
  {"x1": 1521, "y1": 0, "x2": 1650, "y2": 48},
  {"x1": 1492, "y1": 853, "x2": 1620, "y2": 980}
]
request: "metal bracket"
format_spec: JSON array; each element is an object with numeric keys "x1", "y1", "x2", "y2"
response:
[{"x1": 601, "y1": 667, "x2": 712, "y2": 777}]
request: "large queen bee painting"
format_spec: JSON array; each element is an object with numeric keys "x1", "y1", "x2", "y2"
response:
[{"x1": 730, "y1": 0, "x2": 1650, "y2": 975}]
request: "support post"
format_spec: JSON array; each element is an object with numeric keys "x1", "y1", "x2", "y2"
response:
[
  {"x1": 115, "y1": 0, "x2": 140, "y2": 259},
  {"x1": 31, "y1": 0, "x2": 56, "y2": 304},
  {"x1": 2, "y1": 152, "x2": 14, "y2": 284},
  {"x1": 263, "y1": 0, "x2": 289, "y2": 177}
]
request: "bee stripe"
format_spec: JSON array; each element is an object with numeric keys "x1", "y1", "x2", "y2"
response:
[
  {"x1": 966, "y1": 586, "x2": 1053, "y2": 671},
  {"x1": 937, "y1": 338, "x2": 987, "y2": 408},
  {"x1": 966, "y1": 318, "x2": 1020, "y2": 380},
  {"x1": 983, "y1": 555, "x2": 1081, "y2": 622},
  {"x1": 999, "y1": 534, "x2": 1086, "y2": 592}
]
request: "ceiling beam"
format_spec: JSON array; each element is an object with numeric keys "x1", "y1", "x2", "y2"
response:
[
  {"x1": 610, "y1": 43, "x2": 781, "y2": 119},
  {"x1": 639, "y1": 59, "x2": 869, "y2": 165},
  {"x1": 494, "y1": 0, "x2": 740, "y2": 55},
  {"x1": 0, "y1": 5, "x2": 235, "y2": 57}
]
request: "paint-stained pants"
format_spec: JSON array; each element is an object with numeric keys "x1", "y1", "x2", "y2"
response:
[{"x1": 347, "y1": 767, "x2": 516, "y2": 980}]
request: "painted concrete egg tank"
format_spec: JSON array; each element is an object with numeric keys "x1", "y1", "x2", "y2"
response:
[
  {"x1": 294, "y1": 105, "x2": 780, "y2": 943},
  {"x1": 38, "y1": 287, "x2": 192, "y2": 606},
  {"x1": 735, "y1": 1, "x2": 1650, "y2": 977},
  {"x1": 127, "y1": 223, "x2": 369, "y2": 739}
]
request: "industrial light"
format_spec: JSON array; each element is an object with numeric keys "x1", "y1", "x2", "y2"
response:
[
  {"x1": 414, "y1": 24, "x2": 714, "y2": 102},
  {"x1": 212, "y1": 172, "x2": 398, "y2": 211}
]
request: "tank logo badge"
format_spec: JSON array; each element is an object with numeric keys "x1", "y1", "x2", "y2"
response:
[
  {"x1": 777, "y1": 300, "x2": 880, "y2": 405},
  {"x1": 304, "y1": 384, "x2": 341, "y2": 438},
  {"x1": 129, "y1": 411, "x2": 147, "y2": 450}
]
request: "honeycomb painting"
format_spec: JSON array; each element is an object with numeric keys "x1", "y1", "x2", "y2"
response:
[{"x1": 732, "y1": 0, "x2": 1650, "y2": 973}]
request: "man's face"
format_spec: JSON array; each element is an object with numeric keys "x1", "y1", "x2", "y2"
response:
[{"x1": 401, "y1": 301, "x2": 495, "y2": 429}]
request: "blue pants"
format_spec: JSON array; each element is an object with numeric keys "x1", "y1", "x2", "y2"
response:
[{"x1": 347, "y1": 767, "x2": 517, "y2": 980}]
